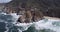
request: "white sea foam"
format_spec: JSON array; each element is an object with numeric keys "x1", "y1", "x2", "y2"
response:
[
  {"x1": 18, "y1": 28, "x2": 22, "y2": 32},
  {"x1": 0, "y1": 12, "x2": 60, "y2": 32},
  {"x1": 4, "y1": 24, "x2": 9, "y2": 32},
  {"x1": 34, "y1": 19, "x2": 60, "y2": 32}
]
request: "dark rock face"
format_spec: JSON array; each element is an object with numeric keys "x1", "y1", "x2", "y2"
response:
[
  {"x1": 47, "y1": 8, "x2": 60, "y2": 18},
  {"x1": 39, "y1": 0, "x2": 60, "y2": 18},
  {"x1": 3, "y1": 0, "x2": 60, "y2": 18},
  {"x1": 2, "y1": 0, "x2": 60, "y2": 23}
]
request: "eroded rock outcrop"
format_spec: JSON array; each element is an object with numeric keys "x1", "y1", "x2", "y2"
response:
[
  {"x1": 17, "y1": 10, "x2": 44, "y2": 23},
  {"x1": 2, "y1": 0, "x2": 60, "y2": 23}
]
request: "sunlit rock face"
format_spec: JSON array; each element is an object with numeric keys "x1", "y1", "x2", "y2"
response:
[{"x1": 17, "y1": 10, "x2": 44, "y2": 23}]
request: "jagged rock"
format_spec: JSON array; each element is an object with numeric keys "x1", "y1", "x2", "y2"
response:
[
  {"x1": 2, "y1": 0, "x2": 60, "y2": 23},
  {"x1": 17, "y1": 10, "x2": 44, "y2": 23}
]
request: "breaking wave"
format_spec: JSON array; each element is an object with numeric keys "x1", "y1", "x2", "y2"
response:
[{"x1": 0, "y1": 10, "x2": 60, "y2": 32}]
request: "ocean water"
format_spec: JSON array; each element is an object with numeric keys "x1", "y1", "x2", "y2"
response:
[{"x1": 0, "y1": 11, "x2": 60, "y2": 32}]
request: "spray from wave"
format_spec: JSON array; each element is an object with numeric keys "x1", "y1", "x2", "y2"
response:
[{"x1": 0, "y1": 10, "x2": 60, "y2": 32}]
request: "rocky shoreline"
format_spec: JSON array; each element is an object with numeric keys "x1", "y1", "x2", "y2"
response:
[
  {"x1": 1, "y1": 0, "x2": 60, "y2": 23},
  {"x1": 3, "y1": 7, "x2": 44, "y2": 23}
]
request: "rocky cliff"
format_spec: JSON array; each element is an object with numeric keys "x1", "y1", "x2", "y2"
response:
[
  {"x1": 3, "y1": 0, "x2": 60, "y2": 18},
  {"x1": 2, "y1": 0, "x2": 60, "y2": 23}
]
